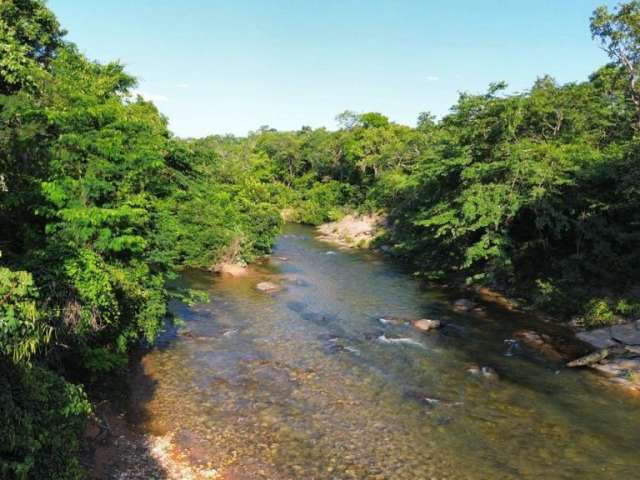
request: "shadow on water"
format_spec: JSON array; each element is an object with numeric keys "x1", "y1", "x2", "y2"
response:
[{"x1": 83, "y1": 351, "x2": 168, "y2": 480}]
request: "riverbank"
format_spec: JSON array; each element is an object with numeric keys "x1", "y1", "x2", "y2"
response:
[
  {"x1": 315, "y1": 213, "x2": 386, "y2": 249},
  {"x1": 83, "y1": 376, "x2": 221, "y2": 479}
]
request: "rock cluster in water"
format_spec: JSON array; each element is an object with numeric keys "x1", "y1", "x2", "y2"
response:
[{"x1": 570, "y1": 320, "x2": 640, "y2": 394}]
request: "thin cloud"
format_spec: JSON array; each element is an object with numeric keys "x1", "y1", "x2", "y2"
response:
[
  {"x1": 426, "y1": 75, "x2": 440, "y2": 82},
  {"x1": 176, "y1": 83, "x2": 190, "y2": 89},
  {"x1": 131, "y1": 90, "x2": 169, "y2": 103}
]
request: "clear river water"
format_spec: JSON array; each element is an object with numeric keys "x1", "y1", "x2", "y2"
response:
[{"x1": 128, "y1": 224, "x2": 640, "y2": 479}]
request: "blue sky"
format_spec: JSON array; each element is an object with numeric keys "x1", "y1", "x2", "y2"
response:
[{"x1": 48, "y1": 0, "x2": 617, "y2": 138}]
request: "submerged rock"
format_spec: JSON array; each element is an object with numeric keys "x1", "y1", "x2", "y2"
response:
[
  {"x1": 255, "y1": 281, "x2": 282, "y2": 293},
  {"x1": 440, "y1": 323, "x2": 466, "y2": 337},
  {"x1": 403, "y1": 390, "x2": 443, "y2": 409},
  {"x1": 481, "y1": 366, "x2": 499, "y2": 380},
  {"x1": 466, "y1": 364, "x2": 481, "y2": 375},
  {"x1": 590, "y1": 358, "x2": 640, "y2": 395},
  {"x1": 514, "y1": 330, "x2": 564, "y2": 362},
  {"x1": 466, "y1": 364, "x2": 499, "y2": 380},
  {"x1": 281, "y1": 275, "x2": 310, "y2": 287},
  {"x1": 503, "y1": 339, "x2": 520, "y2": 357},
  {"x1": 412, "y1": 319, "x2": 442, "y2": 332},
  {"x1": 472, "y1": 305, "x2": 487, "y2": 315},
  {"x1": 378, "y1": 316, "x2": 408, "y2": 326},
  {"x1": 377, "y1": 334, "x2": 425, "y2": 349},
  {"x1": 321, "y1": 335, "x2": 360, "y2": 356},
  {"x1": 453, "y1": 298, "x2": 475, "y2": 312},
  {"x1": 286, "y1": 300, "x2": 307, "y2": 313},
  {"x1": 475, "y1": 286, "x2": 519, "y2": 310}
]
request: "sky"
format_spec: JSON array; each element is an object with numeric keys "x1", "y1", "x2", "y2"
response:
[{"x1": 48, "y1": 0, "x2": 618, "y2": 138}]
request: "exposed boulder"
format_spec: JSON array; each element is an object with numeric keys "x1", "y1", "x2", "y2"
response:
[
  {"x1": 576, "y1": 328, "x2": 618, "y2": 349},
  {"x1": 610, "y1": 321, "x2": 640, "y2": 345},
  {"x1": 576, "y1": 320, "x2": 640, "y2": 349},
  {"x1": 412, "y1": 319, "x2": 442, "y2": 332},
  {"x1": 316, "y1": 213, "x2": 386, "y2": 249},
  {"x1": 214, "y1": 262, "x2": 248, "y2": 277},
  {"x1": 571, "y1": 320, "x2": 640, "y2": 395}
]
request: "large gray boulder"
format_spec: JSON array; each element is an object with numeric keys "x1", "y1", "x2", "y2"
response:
[
  {"x1": 610, "y1": 321, "x2": 640, "y2": 345},
  {"x1": 577, "y1": 320, "x2": 640, "y2": 349},
  {"x1": 576, "y1": 328, "x2": 617, "y2": 349}
]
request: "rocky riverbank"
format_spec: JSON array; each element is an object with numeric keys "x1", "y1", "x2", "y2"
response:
[
  {"x1": 315, "y1": 217, "x2": 640, "y2": 397},
  {"x1": 433, "y1": 288, "x2": 640, "y2": 396},
  {"x1": 316, "y1": 213, "x2": 385, "y2": 249},
  {"x1": 570, "y1": 321, "x2": 640, "y2": 395},
  {"x1": 83, "y1": 400, "x2": 220, "y2": 480}
]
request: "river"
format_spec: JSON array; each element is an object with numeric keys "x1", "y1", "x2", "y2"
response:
[{"x1": 126, "y1": 224, "x2": 640, "y2": 479}]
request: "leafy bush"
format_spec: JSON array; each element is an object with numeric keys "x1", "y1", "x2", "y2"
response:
[
  {"x1": 583, "y1": 298, "x2": 618, "y2": 327},
  {"x1": 0, "y1": 361, "x2": 91, "y2": 480}
]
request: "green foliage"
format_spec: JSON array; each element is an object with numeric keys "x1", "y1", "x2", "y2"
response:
[
  {"x1": 584, "y1": 298, "x2": 618, "y2": 327},
  {"x1": 0, "y1": 0, "x2": 64, "y2": 94},
  {"x1": 0, "y1": 3, "x2": 282, "y2": 478},
  {"x1": 285, "y1": 175, "x2": 354, "y2": 225},
  {"x1": 583, "y1": 296, "x2": 640, "y2": 327},
  {"x1": 0, "y1": 268, "x2": 50, "y2": 363},
  {"x1": 0, "y1": 360, "x2": 90, "y2": 480},
  {"x1": 591, "y1": 0, "x2": 640, "y2": 128}
]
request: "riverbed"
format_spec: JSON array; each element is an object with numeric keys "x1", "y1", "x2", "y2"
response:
[{"x1": 121, "y1": 224, "x2": 640, "y2": 479}]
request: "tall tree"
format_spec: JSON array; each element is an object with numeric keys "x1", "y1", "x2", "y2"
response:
[
  {"x1": 591, "y1": 0, "x2": 640, "y2": 128},
  {"x1": 0, "y1": 0, "x2": 65, "y2": 94}
]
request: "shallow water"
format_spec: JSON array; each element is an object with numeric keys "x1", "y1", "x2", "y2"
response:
[{"x1": 130, "y1": 224, "x2": 640, "y2": 479}]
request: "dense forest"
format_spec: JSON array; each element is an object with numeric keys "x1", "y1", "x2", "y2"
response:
[{"x1": 1, "y1": 0, "x2": 639, "y2": 478}]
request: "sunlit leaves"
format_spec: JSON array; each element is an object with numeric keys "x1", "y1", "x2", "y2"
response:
[{"x1": 0, "y1": 268, "x2": 51, "y2": 363}]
